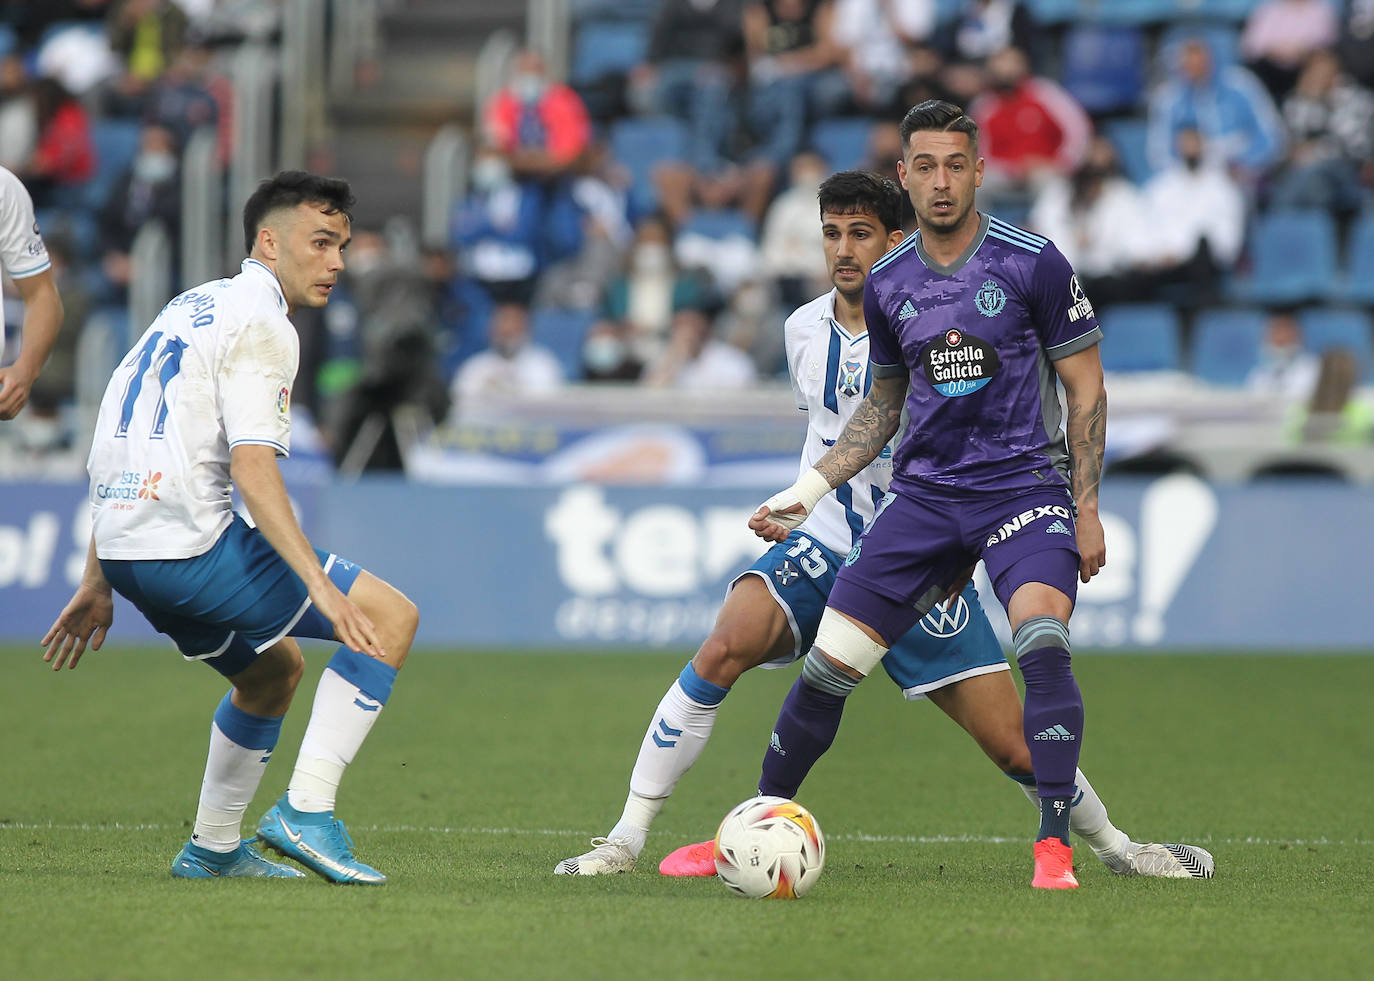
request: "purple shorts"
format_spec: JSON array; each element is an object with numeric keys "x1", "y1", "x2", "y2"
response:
[{"x1": 828, "y1": 485, "x2": 1080, "y2": 646}]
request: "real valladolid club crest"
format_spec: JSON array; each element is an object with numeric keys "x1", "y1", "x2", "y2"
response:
[{"x1": 975, "y1": 279, "x2": 1006, "y2": 317}]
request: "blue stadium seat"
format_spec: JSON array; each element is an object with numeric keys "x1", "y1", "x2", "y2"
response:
[
  {"x1": 1195, "y1": 0, "x2": 1265, "y2": 22},
  {"x1": 1191, "y1": 308, "x2": 1267, "y2": 386},
  {"x1": 85, "y1": 119, "x2": 143, "y2": 212},
  {"x1": 1103, "y1": 117, "x2": 1154, "y2": 185},
  {"x1": 809, "y1": 117, "x2": 876, "y2": 174},
  {"x1": 1299, "y1": 308, "x2": 1374, "y2": 379},
  {"x1": 1061, "y1": 25, "x2": 1146, "y2": 115},
  {"x1": 1098, "y1": 304, "x2": 1182, "y2": 373},
  {"x1": 0, "y1": 23, "x2": 17, "y2": 56},
  {"x1": 1232, "y1": 210, "x2": 1338, "y2": 305},
  {"x1": 530, "y1": 307, "x2": 597, "y2": 380},
  {"x1": 1093, "y1": 0, "x2": 1183, "y2": 25},
  {"x1": 682, "y1": 208, "x2": 756, "y2": 243},
  {"x1": 570, "y1": 20, "x2": 650, "y2": 86},
  {"x1": 610, "y1": 115, "x2": 689, "y2": 216},
  {"x1": 1341, "y1": 212, "x2": 1374, "y2": 305}
]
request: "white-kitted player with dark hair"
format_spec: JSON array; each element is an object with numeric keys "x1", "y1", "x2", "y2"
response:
[
  {"x1": 0, "y1": 165, "x2": 63, "y2": 421},
  {"x1": 42, "y1": 171, "x2": 419, "y2": 884}
]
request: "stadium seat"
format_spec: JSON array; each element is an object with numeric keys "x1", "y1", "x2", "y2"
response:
[
  {"x1": 1093, "y1": 0, "x2": 1183, "y2": 25},
  {"x1": 570, "y1": 20, "x2": 650, "y2": 86},
  {"x1": 810, "y1": 117, "x2": 876, "y2": 175},
  {"x1": 571, "y1": 0, "x2": 658, "y2": 24},
  {"x1": 681, "y1": 208, "x2": 756, "y2": 243},
  {"x1": 1021, "y1": 0, "x2": 1080, "y2": 25},
  {"x1": 1103, "y1": 117, "x2": 1154, "y2": 185},
  {"x1": 530, "y1": 307, "x2": 597, "y2": 380},
  {"x1": 1232, "y1": 209, "x2": 1338, "y2": 305},
  {"x1": 1098, "y1": 304, "x2": 1182, "y2": 373},
  {"x1": 0, "y1": 23, "x2": 17, "y2": 56},
  {"x1": 85, "y1": 119, "x2": 142, "y2": 212},
  {"x1": 1061, "y1": 25, "x2": 1146, "y2": 115},
  {"x1": 610, "y1": 115, "x2": 689, "y2": 215},
  {"x1": 1298, "y1": 308, "x2": 1374, "y2": 380},
  {"x1": 1191, "y1": 308, "x2": 1267, "y2": 386},
  {"x1": 1341, "y1": 212, "x2": 1374, "y2": 305}
]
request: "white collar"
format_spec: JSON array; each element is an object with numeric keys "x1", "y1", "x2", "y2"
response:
[{"x1": 241, "y1": 258, "x2": 288, "y2": 313}]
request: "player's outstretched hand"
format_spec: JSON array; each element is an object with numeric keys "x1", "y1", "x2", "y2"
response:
[
  {"x1": 310, "y1": 582, "x2": 387, "y2": 660},
  {"x1": 42, "y1": 584, "x2": 114, "y2": 671},
  {"x1": 1077, "y1": 511, "x2": 1106, "y2": 583},
  {"x1": 749, "y1": 498, "x2": 807, "y2": 543},
  {"x1": 749, "y1": 470, "x2": 832, "y2": 543}
]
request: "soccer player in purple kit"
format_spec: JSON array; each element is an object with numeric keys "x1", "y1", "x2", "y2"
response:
[{"x1": 752, "y1": 100, "x2": 1107, "y2": 889}]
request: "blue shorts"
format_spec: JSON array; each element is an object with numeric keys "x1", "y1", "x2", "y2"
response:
[
  {"x1": 731, "y1": 531, "x2": 1009, "y2": 699},
  {"x1": 101, "y1": 514, "x2": 365, "y2": 678}
]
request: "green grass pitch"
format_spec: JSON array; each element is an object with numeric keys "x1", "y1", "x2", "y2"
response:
[{"x1": 2, "y1": 646, "x2": 1371, "y2": 980}]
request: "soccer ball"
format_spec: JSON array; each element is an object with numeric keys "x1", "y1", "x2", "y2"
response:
[{"x1": 712, "y1": 795, "x2": 825, "y2": 899}]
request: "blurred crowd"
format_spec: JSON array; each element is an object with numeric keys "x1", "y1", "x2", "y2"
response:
[
  {"x1": 434, "y1": 0, "x2": 1374, "y2": 445},
  {"x1": 4, "y1": 0, "x2": 1373, "y2": 472}
]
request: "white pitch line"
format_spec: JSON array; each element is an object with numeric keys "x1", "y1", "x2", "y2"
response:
[{"x1": 0, "y1": 823, "x2": 1367, "y2": 847}]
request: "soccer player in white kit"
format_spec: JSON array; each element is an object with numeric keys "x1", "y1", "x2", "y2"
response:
[
  {"x1": 42, "y1": 172, "x2": 419, "y2": 883},
  {"x1": 0, "y1": 165, "x2": 64, "y2": 421},
  {"x1": 556, "y1": 171, "x2": 1212, "y2": 881}
]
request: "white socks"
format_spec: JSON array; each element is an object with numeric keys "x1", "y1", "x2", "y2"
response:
[
  {"x1": 192, "y1": 695, "x2": 281, "y2": 853},
  {"x1": 610, "y1": 677, "x2": 725, "y2": 856},
  {"x1": 286, "y1": 665, "x2": 385, "y2": 813}
]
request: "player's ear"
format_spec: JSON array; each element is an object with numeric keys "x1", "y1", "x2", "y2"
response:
[
  {"x1": 896, "y1": 158, "x2": 908, "y2": 188},
  {"x1": 887, "y1": 229, "x2": 904, "y2": 250},
  {"x1": 974, "y1": 156, "x2": 984, "y2": 188},
  {"x1": 255, "y1": 225, "x2": 278, "y2": 261}
]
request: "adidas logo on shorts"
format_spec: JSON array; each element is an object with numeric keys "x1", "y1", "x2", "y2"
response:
[{"x1": 1045, "y1": 519, "x2": 1071, "y2": 536}]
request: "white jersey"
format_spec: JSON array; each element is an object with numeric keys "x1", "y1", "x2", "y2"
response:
[
  {"x1": 784, "y1": 289, "x2": 897, "y2": 556},
  {"x1": 88, "y1": 259, "x2": 298, "y2": 560},
  {"x1": 0, "y1": 165, "x2": 51, "y2": 318}
]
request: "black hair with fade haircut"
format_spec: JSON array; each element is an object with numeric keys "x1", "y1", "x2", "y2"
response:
[
  {"x1": 898, "y1": 99, "x2": 978, "y2": 155},
  {"x1": 817, "y1": 170, "x2": 904, "y2": 234},
  {"x1": 242, "y1": 170, "x2": 356, "y2": 254}
]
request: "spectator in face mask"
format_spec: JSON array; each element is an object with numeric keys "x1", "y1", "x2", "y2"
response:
[
  {"x1": 603, "y1": 214, "x2": 713, "y2": 364},
  {"x1": 99, "y1": 123, "x2": 182, "y2": 299},
  {"x1": 1137, "y1": 128, "x2": 1246, "y2": 308},
  {"x1": 581, "y1": 318, "x2": 643, "y2": 383},
  {"x1": 450, "y1": 302, "x2": 564, "y2": 404},
  {"x1": 482, "y1": 48, "x2": 591, "y2": 182},
  {"x1": 1246, "y1": 310, "x2": 1319, "y2": 402}
]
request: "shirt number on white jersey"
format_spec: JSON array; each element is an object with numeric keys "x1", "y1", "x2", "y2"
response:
[
  {"x1": 785, "y1": 535, "x2": 828, "y2": 578},
  {"x1": 115, "y1": 330, "x2": 187, "y2": 439}
]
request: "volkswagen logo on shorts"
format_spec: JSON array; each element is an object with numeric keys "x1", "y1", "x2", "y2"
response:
[{"x1": 919, "y1": 595, "x2": 970, "y2": 637}]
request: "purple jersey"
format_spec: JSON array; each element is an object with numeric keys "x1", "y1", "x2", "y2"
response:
[{"x1": 863, "y1": 212, "x2": 1102, "y2": 496}]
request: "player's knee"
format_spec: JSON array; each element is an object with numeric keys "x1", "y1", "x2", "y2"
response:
[
  {"x1": 813, "y1": 608, "x2": 887, "y2": 680},
  {"x1": 693, "y1": 631, "x2": 759, "y2": 687},
  {"x1": 995, "y1": 743, "x2": 1034, "y2": 777}
]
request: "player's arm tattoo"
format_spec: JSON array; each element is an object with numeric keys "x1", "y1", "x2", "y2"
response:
[
  {"x1": 814, "y1": 374, "x2": 907, "y2": 488},
  {"x1": 1066, "y1": 388, "x2": 1106, "y2": 508}
]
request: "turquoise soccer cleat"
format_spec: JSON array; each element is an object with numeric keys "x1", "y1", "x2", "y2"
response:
[
  {"x1": 170, "y1": 839, "x2": 307, "y2": 879},
  {"x1": 255, "y1": 799, "x2": 387, "y2": 885}
]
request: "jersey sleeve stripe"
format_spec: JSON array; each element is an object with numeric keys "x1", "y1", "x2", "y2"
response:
[
  {"x1": 823, "y1": 328, "x2": 842, "y2": 413},
  {"x1": 870, "y1": 361, "x2": 906, "y2": 378},
  {"x1": 988, "y1": 216, "x2": 1047, "y2": 247},
  {"x1": 869, "y1": 234, "x2": 921, "y2": 276},
  {"x1": 1046, "y1": 326, "x2": 1103, "y2": 360},
  {"x1": 7, "y1": 258, "x2": 51, "y2": 278},
  {"x1": 228, "y1": 437, "x2": 290, "y2": 455},
  {"x1": 986, "y1": 228, "x2": 1044, "y2": 254}
]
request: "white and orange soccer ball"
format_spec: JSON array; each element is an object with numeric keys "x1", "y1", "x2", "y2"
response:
[{"x1": 712, "y1": 795, "x2": 825, "y2": 899}]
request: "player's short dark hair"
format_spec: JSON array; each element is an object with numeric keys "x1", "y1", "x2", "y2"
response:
[
  {"x1": 899, "y1": 99, "x2": 979, "y2": 155},
  {"x1": 817, "y1": 171, "x2": 904, "y2": 233},
  {"x1": 242, "y1": 170, "x2": 356, "y2": 254}
]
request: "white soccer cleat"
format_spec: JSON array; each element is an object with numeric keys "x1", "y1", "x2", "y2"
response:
[
  {"x1": 553, "y1": 837, "x2": 638, "y2": 876},
  {"x1": 1129, "y1": 842, "x2": 1215, "y2": 879}
]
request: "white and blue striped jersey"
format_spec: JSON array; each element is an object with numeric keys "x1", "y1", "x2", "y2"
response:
[
  {"x1": 784, "y1": 289, "x2": 897, "y2": 556},
  {"x1": 88, "y1": 259, "x2": 298, "y2": 560}
]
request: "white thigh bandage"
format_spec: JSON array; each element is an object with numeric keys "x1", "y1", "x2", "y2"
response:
[{"x1": 814, "y1": 608, "x2": 888, "y2": 677}]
